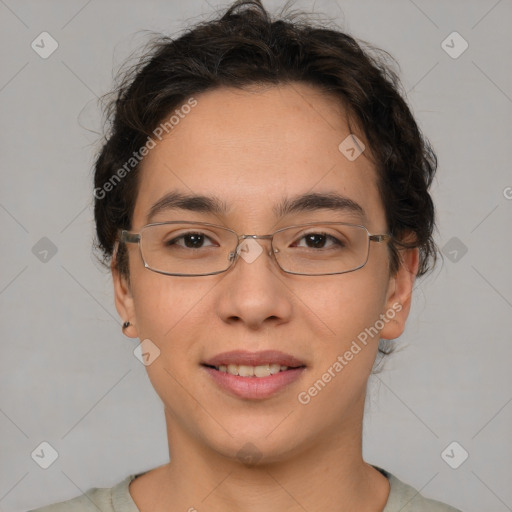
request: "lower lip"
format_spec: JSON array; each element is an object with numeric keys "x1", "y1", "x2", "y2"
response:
[{"x1": 203, "y1": 366, "x2": 306, "y2": 400}]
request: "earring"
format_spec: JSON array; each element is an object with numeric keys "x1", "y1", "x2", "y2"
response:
[{"x1": 122, "y1": 321, "x2": 131, "y2": 331}]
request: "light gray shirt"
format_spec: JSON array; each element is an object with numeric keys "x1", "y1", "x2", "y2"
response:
[{"x1": 28, "y1": 466, "x2": 462, "y2": 511}]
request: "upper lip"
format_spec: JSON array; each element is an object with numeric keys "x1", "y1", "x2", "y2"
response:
[{"x1": 203, "y1": 350, "x2": 306, "y2": 368}]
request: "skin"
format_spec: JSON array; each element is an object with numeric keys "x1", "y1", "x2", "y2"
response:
[{"x1": 113, "y1": 82, "x2": 419, "y2": 512}]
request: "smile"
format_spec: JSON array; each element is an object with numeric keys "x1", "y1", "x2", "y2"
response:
[
  {"x1": 214, "y1": 363, "x2": 289, "y2": 377},
  {"x1": 202, "y1": 350, "x2": 306, "y2": 400}
]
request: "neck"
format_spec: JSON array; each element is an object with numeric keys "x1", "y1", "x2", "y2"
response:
[{"x1": 130, "y1": 414, "x2": 390, "y2": 512}]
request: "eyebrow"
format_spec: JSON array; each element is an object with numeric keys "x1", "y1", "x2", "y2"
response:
[{"x1": 146, "y1": 190, "x2": 366, "y2": 223}]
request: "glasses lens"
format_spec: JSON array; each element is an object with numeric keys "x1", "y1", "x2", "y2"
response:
[
  {"x1": 273, "y1": 223, "x2": 369, "y2": 275},
  {"x1": 139, "y1": 222, "x2": 237, "y2": 276},
  {"x1": 138, "y1": 222, "x2": 370, "y2": 276}
]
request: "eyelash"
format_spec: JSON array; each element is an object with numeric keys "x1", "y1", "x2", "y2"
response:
[{"x1": 167, "y1": 231, "x2": 344, "y2": 249}]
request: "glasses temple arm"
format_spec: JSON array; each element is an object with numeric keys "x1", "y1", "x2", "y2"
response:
[
  {"x1": 120, "y1": 230, "x2": 140, "y2": 244},
  {"x1": 369, "y1": 234, "x2": 392, "y2": 243}
]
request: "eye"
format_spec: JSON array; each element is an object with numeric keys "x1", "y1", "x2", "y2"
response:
[
  {"x1": 166, "y1": 232, "x2": 217, "y2": 249},
  {"x1": 293, "y1": 232, "x2": 345, "y2": 249}
]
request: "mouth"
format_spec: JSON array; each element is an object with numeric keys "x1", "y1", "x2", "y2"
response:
[
  {"x1": 206, "y1": 363, "x2": 293, "y2": 377},
  {"x1": 202, "y1": 350, "x2": 306, "y2": 400}
]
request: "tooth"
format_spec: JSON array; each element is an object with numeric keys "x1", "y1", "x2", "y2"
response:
[
  {"x1": 227, "y1": 364, "x2": 239, "y2": 376},
  {"x1": 220, "y1": 363, "x2": 290, "y2": 377},
  {"x1": 238, "y1": 365, "x2": 254, "y2": 377},
  {"x1": 269, "y1": 363, "x2": 281, "y2": 375},
  {"x1": 254, "y1": 364, "x2": 272, "y2": 377}
]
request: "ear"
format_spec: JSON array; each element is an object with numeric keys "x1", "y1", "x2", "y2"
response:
[
  {"x1": 380, "y1": 247, "x2": 419, "y2": 340},
  {"x1": 112, "y1": 261, "x2": 139, "y2": 339}
]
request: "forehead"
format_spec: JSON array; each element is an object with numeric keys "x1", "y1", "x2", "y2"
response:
[{"x1": 133, "y1": 83, "x2": 384, "y2": 230}]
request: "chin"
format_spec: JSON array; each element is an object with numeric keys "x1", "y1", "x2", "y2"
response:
[{"x1": 197, "y1": 417, "x2": 313, "y2": 466}]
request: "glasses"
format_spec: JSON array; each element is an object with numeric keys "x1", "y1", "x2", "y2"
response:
[{"x1": 120, "y1": 221, "x2": 391, "y2": 277}]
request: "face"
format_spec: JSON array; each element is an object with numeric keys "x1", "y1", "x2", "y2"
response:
[{"x1": 114, "y1": 83, "x2": 417, "y2": 464}]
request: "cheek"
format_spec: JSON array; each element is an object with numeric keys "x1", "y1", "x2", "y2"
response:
[
  {"x1": 131, "y1": 275, "x2": 189, "y2": 338},
  {"x1": 127, "y1": 247, "x2": 185, "y2": 335},
  {"x1": 295, "y1": 270, "x2": 390, "y2": 419},
  {"x1": 130, "y1": 270, "x2": 218, "y2": 359},
  {"x1": 129, "y1": 276, "x2": 201, "y2": 393},
  {"x1": 309, "y1": 266, "x2": 390, "y2": 347}
]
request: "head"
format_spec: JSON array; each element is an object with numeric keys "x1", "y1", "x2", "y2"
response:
[{"x1": 94, "y1": 0, "x2": 437, "y2": 463}]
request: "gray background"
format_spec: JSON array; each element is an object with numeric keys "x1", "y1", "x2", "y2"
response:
[{"x1": 1, "y1": 0, "x2": 511, "y2": 511}]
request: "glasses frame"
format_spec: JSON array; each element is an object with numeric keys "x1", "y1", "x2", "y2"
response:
[{"x1": 119, "y1": 221, "x2": 392, "y2": 277}]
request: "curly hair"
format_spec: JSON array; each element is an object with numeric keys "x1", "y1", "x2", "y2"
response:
[{"x1": 94, "y1": 0, "x2": 438, "y2": 284}]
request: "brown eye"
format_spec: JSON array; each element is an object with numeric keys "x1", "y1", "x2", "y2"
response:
[
  {"x1": 166, "y1": 232, "x2": 216, "y2": 249},
  {"x1": 293, "y1": 232, "x2": 345, "y2": 249}
]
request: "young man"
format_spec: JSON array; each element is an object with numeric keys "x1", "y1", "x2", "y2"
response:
[{"x1": 31, "y1": 1, "x2": 461, "y2": 510}]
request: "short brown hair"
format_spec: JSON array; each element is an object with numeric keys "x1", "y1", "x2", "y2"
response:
[{"x1": 94, "y1": 0, "x2": 437, "y2": 280}]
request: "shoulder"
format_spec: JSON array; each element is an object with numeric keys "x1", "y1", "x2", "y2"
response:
[
  {"x1": 27, "y1": 474, "x2": 140, "y2": 512},
  {"x1": 377, "y1": 466, "x2": 463, "y2": 512}
]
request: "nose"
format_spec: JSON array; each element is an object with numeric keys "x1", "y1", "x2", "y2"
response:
[{"x1": 215, "y1": 237, "x2": 293, "y2": 330}]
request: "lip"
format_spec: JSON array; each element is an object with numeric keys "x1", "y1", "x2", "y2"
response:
[
  {"x1": 203, "y1": 366, "x2": 306, "y2": 400},
  {"x1": 203, "y1": 350, "x2": 306, "y2": 368},
  {"x1": 202, "y1": 350, "x2": 307, "y2": 400}
]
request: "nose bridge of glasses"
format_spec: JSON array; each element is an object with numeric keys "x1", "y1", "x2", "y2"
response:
[
  {"x1": 239, "y1": 234, "x2": 273, "y2": 240},
  {"x1": 229, "y1": 233, "x2": 278, "y2": 263}
]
